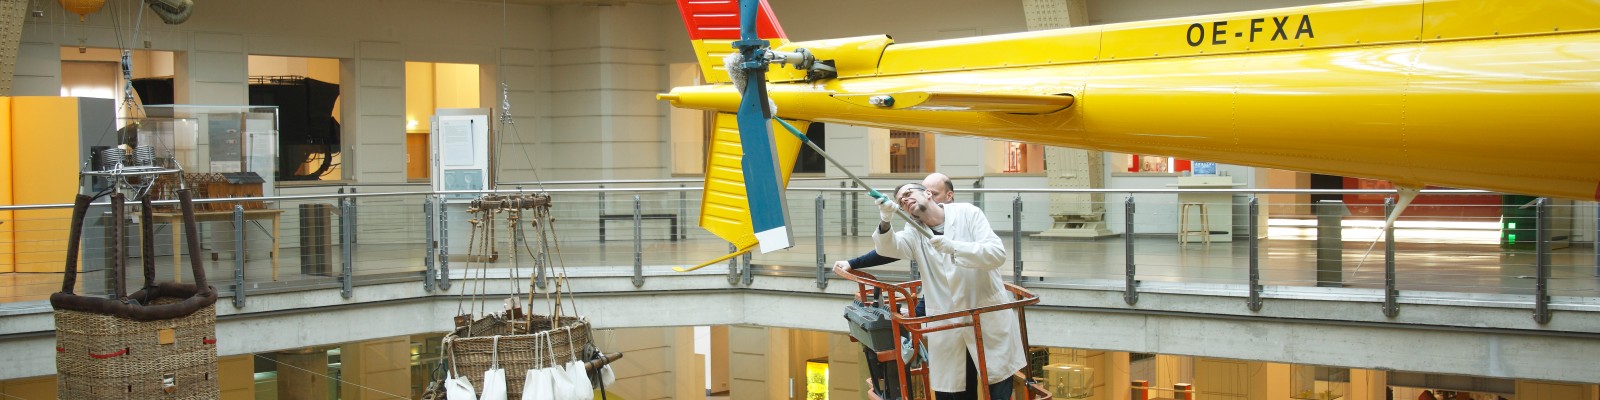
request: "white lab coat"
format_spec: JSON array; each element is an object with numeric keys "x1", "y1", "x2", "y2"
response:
[{"x1": 873, "y1": 202, "x2": 1025, "y2": 393}]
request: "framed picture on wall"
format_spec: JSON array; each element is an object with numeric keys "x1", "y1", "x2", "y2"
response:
[{"x1": 1192, "y1": 161, "x2": 1217, "y2": 175}]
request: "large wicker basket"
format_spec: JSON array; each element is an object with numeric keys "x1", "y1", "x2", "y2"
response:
[
  {"x1": 51, "y1": 191, "x2": 219, "y2": 399},
  {"x1": 443, "y1": 313, "x2": 593, "y2": 399}
]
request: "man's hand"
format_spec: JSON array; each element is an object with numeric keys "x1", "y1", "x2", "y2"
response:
[
  {"x1": 930, "y1": 236, "x2": 957, "y2": 255},
  {"x1": 833, "y1": 260, "x2": 852, "y2": 273},
  {"x1": 877, "y1": 196, "x2": 898, "y2": 222}
]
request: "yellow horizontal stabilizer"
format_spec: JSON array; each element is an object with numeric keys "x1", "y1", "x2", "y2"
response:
[
  {"x1": 833, "y1": 91, "x2": 1074, "y2": 114},
  {"x1": 699, "y1": 112, "x2": 806, "y2": 250}
]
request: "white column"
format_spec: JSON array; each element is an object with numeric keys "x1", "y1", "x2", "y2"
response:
[
  {"x1": 1025, "y1": 0, "x2": 1115, "y2": 238},
  {"x1": 546, "y1": 4, "x2": 667, "y2": 181},
  {"x1": 175, "y1": 32, "x2": 247, "y2": 105},
  {"x1": 593, "y1": 327, "x2": 685, "y2": 400},
  {"x1": 276, "y1": 349, "x2": 331, "y2": 400},
  {"x1": 1103, "y1": 352, "x2": 1130, "y2": 400},
  {"x1": 826, "y1": 333, "x2": 865, "y2": 400},
  {"x1": 495, "y1": 47, "x2": 549, "y2": 183},
  {"x1": 342, "y1": 41, "x2": 405, "y2": 183},
  {"x1": 1348, "y1": 368, "x2": 1387, "y2": 400},
  {"x1": 935, "y1": 135, "x2": 986, "y2": 178},
  {"x1": 824, "y1": 124, "x2": 872, "y2": 179},
  {"x1": 729, "y1": 325, "x2": 790, "y2": 400},
  {"x1": 338, "y1": 336, "x2": 411, "y2": 400}
]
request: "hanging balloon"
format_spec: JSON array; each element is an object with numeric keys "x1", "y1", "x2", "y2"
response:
[{"x1": 58, "y1": 0, "x2": 105, "y2": 22}]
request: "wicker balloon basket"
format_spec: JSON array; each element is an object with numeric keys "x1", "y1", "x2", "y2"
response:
[
  {"x1": 51, "y1": 191, "x2": 220, "y2": 399},
  {"x1": 443, "y1": 313, "x2": 593, "y2": 399}
]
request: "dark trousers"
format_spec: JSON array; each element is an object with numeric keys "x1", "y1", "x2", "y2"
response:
[{"x1": 933, "y1": 353, "x2": 1015, "y2": 400}]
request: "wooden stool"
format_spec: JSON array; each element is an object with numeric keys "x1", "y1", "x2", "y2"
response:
[{"x1": 1179, "y1": 202, "x2": 1210, "y2": 245}]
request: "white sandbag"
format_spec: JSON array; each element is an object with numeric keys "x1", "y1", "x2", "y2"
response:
[
  {"x1": 521, "y1": 368, "x2": 554, "y2": 400},
  {"x1": 559, "y1": 327, "x2": 594, "y2": 400},
  {"x1": 521, "y1": 333, "x2": 555, "y2": 400},
  {"x1": 446, "y1": 342, "x2": 479, "y2": 400},
  {"x1": 481, "y1": 336, "x2": 508, "y2": 400},
  {"x1": 600, "y1": 364, "x2": 615, "y2": 386},
  {"x1": 564, "y1": 360, "x2": 593, "y2": 400}
]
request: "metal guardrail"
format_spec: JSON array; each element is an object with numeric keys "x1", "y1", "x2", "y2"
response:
[{"x1": 0, "y1": 185, "x2": 1593, "y2": 325}]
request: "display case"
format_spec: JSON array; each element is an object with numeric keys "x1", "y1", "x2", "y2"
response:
[
  {"x1": 1290, "y1": 365, "x2": 1348, "y2": 400},
  {"x1": 138, "y1": 105, "x2": 280, "y2": 195},
  {"x1": 1043, "y1": 362, "x2": 1095, "y2": 398}
]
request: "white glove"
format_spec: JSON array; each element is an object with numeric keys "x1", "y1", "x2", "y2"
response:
[
  {"x1": 877, "y1": 196, "x2": 899, "y2": 222},
  {"x1": 930, "y1": 236, "x2": 957, "y2": 255}
]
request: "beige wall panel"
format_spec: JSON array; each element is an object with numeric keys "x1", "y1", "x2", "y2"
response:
[
  {"x1": 606, "y1": 90, "x2": 667, "y2": 116},
  {"x1": 548, "y1": 118, "x2": 603, "y2": 142},
  {"x1": 218, "y1": 354, "x2": 256, "y2": 400},
  {"x1": 358, "y1": 86, "x2": 404, "y2": 117},
  {"x1": 189, "y1": 82, "x2": 249, "y2": 104},
  {"x1": 826, "y1": 333, "x2": 864, "y2": 400},
  {"x1": 550, "y1": 90, "x2": 604, "y2": 117},
  {"x1": 0, "y1": 375, "x2": 56, "y2": 399},
  {"x1": 675, "y1": 327, "x2": 705, "y2": 400},
  {"x1": 358, "y1": 41, "x2": 403, "y2": 62},
  {"x1": 601, "y1": 63, "x2": 665, "y2": 89},
  {"x1": 194, "y1": 32, "x2": 246, "y2": 53},
  {"x1": 501, "y1": 48, "x2": 544, "y2": 68},
  {"x1": 1347, "y1": 368, "x2": 1385, "y2": 400},
  {"x1": 1195, "y1": 358, "x2": 1249, "y2": 399},
  {"x1": 550, "y1": 66, "x2": 601, "y2": 92},
  {"x1": 358, "y1": 60, "x2": 405, "y2": 91},
  {"x1": 711, "y1": 326, "x2": 730, "y2": 394},
  {"x1": 608, "y1": 116, "x2": 668, "y2": 142},
  {"x1": 1516, "y1": 380, "x2": 1595, "y2": 400},
  {"x1": 190, "y1": 54, "x2": 247, "y2": 84},
  {"x1": 354, "y1": 115, "x2": 405, "y2": 146},
  {"x1": 353, "y1": 142, "x2": 405, "y2": 178},
  {"x1": 340, "y1": 336, "x2": 411, "y2": 400},
  {"x1": 603, "y1": 143, "x2": 666, "y2": 169},
  {"x1": 13, "y1": 42, "x2": 59, "y2": 81},
  {"x1": 11, "y1": 42, "x2": 59, "y2": 96}
]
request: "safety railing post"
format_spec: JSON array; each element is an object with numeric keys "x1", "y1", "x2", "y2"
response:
[
  {"x1": 632, "y1": 195, "x2": 644, "y2": 288},
  {"x1": 1124, "y1": 196, "x2": 1138, "y2": 305},
  {"x1": 1012, "y1": 194, "x2": 1023, "y2": 285},
  {"x1": 817, "y1": 194, "x2": 827, "y2": 289},
  {"x1": 1383, "y1": 197, "x2": 1399, "y2": 318},
  {"x1": 1316, "y1": 200, "x2": 1347, "y2": 287},
  {"x1": 680, "y1": 184, "x2": 689, "y2": 240},
  {"x1": 340, "y1": 196, "x2": 354, "y2": 299},
  {"x1": 1535, "y1": 198, "x2": 1552, "y2": 324},
  {"x1": 349, "y1": 187, "x2": 358, "y2": 244},
  {"x1": 439, "y1": 197, "x2": 451, "y2": 291},
  {"x1": 850, "y1": 182, "x2": 859, "y2": 236},
  {"x1": 839, "y1": 182, "x2": 847, "y2": 237},
  {"x1": 424, "y1": 196, "x2": 436, "y2": 292},
  {"x1": 1593, "y1": 202, "x2": 1598, "y2": 278},
  {"x1": 728, "y1": 243, "x2": 740, "y2": 285},
  {"x1": 1247, "y1": 197, "x2": 1262, "y2": 311},
  {"x1": 742, "y1": 251, "x2": 753, "y2": 285},
  {"x1": 336, "y1": 188, "x2": 345, "y2": 246},
  {"x1": 232, "y1": 205, "x2": 246, "y2": 308}
]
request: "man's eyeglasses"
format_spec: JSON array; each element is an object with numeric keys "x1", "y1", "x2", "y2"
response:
[{"x1": 897, "y1": 185, "x2": 926, "y2": 201}]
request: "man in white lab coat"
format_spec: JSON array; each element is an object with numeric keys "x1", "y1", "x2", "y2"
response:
[{"x1": 873, "y1": 183, "x2": 1026, "y2": 400}]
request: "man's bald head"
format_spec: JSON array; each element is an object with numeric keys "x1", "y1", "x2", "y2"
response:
[{"x1": 922, "y1": 172, "x2": 955, "y2": 204}]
